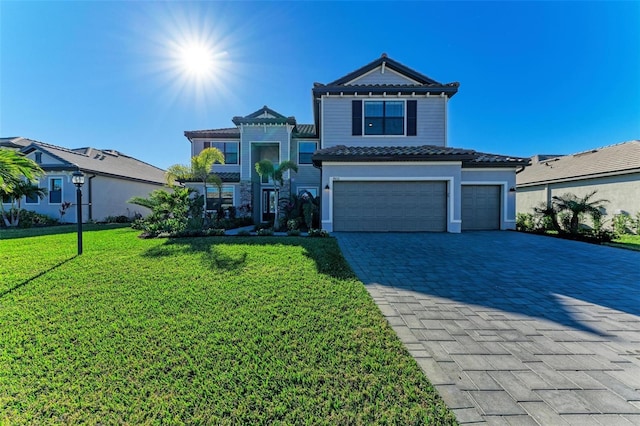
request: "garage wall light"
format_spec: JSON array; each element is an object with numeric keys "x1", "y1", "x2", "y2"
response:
[{"x1": 324, "y1": 184, "x2": 330, "y2": 190}]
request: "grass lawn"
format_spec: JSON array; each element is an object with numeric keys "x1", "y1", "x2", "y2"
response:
[
  {"x1": 0, "y1": 226, "x2": 456, "y2": 424},
  {"x1": 607, "y1": 234, "x2": 640, "y2": 251}
]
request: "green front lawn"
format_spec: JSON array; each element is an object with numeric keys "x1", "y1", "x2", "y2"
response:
[
  {"x1": 0, "y1": 226, "x2": 455, "y2": 424},
  {"x1": 607, "y1": 234, "x2": 640, "y2": 251}
]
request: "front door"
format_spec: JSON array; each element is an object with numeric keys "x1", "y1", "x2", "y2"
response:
[{"x1": 261, "y1": 188, "x2": 276, "y2": 223}]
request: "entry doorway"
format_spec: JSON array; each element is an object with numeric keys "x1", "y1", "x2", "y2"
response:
[{"x1": 262, "y1": 188, "x2": 276, "y2": 223}]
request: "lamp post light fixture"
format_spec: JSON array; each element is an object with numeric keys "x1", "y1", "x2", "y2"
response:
[{"x1": 72, "y1": 171, "x2": 85, "y2": 255}]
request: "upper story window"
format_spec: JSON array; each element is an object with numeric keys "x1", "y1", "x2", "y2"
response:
[
  {"x1": 49, "y1": 178, "x2": 62, "y2": 204},
  {"x1": 352, "y1": 99, "x2": 417, "y2": 137},
  {"x1": 298, "y1": 142, "x2": 317, "y2": 165},
  {"x1": 364, "y1": 101, "x2": 404, "y2": 135},
  {"x1": 35, "y1": 152, "x2": 42, "y2": 164},
  {"x1": 204, "y1": 141, "x2": 239, "y2": 165}
]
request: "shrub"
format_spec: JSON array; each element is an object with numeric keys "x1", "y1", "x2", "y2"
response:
[
  {"x1": 256, "y1": 228, "x2": 274, "y2": 236},
  {"x1": 516, "y1": 213, "x2": 536, "y2": 232},
  {"x1": 307, "y1": 228, "x2": 329, "y2": 238},
  {"x1": 4, "y1": 209, "x2": 59, "y2": 228},
  {"x1": 204, "y1": 228, "x2": 226, "y2": 236},
  {"x1": 287, "y1": 218, "x2": 300, "y2": 231},
  {"x1": 287, "y1": 229, "x2": 301, "y2": 236},
  {"x1": 104, "y1": 215, "x2": 130, "y2": 224},
  {"x1": 236, "y1": 230, "x2": 251, "y2": 236},
  {"x1": 613, "y1": 213, "x2": 632, "y2": 236},
  {"x1": 254, "y1": 222, "x2": 273, "y2": 232}
]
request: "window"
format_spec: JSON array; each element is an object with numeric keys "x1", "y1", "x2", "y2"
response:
[
  {"x1": 353, "y1": 100, "x2": 417, "y2": 136},
  {"x1": 365, "y1": 101, "x2": 404, "y2": 135},
  {"x1": 2, "y1": 194, "x2": 12, "y2": 204},
  {"x1": 49, "y1": 178, "x2": 62, "y2": 204},
  {"x1": 25, "y1": 180, "x2": 40, "y2": 204},
  {"x1": 298, "y1": 142, "x2": 317, "y2": 165},
  {"x1": 204, "y1": 141, "x2": 239, "y2": 164},
  {"x1": 35, "y1": 152, "x2": 42, "y2": 164},
  {"x1": 206, "y1": 185, "x2": 234, "y2": 211},
  {"x1": 298, "y1": 187, "x2": 318, "y2": 198}
]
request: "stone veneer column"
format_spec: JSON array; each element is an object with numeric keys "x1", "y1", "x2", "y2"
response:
[{"x1": 239, "y1": 181, "x2": 252, "y2": 218}]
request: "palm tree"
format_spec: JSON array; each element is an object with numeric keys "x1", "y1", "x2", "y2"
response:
[
  {"x1": 166, "y1": 147, "x2": 225, "y2": 215},
  {"x1": 0, "y1": 148, "x2": 43, "y2": 188},
  {"x1": 0, "y1": 181, "x2": 47, "y2": 227},
  {"x1": 254, "y1": 159, "x2": 298, "y2": 230},
  {"x1": 552, "y1": 190, "x2": 608, "y2": 234}
]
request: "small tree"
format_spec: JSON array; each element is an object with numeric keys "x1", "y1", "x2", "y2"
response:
[
  {"x1": 0, "y1": 149, "x2": 43, "y2": 188},
  {"x1": 254, "y1": 159, "x2": 298, "y2": 230},
  {"x1": 552, "y1": 190, "x2": 608, "y2": 234},
  {"x1": 166, "y1": 147, "x2": 225, "y2": 216},
  {"x1": 0, "y1": 181, "x2": 47, "y2": 227}
]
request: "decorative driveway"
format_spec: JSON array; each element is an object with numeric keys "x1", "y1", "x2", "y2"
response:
[{"x1": 335, "y1": 232, "x2": 640, "y2": 425}]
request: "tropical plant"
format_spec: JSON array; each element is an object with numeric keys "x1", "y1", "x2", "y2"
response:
[
  {"x1": 254, "y1": 159, "x2": 298, "y2": 230},
  {"x1": 0, "y1": 149, "x2": 43, "y2": 188},
  {"x1": 551, "y1": 190, "x2": 608, "y2": 234},
  {"x1": 128, "y1": 187, "x2": 201, "y2": 236},
  {"x1": 0, "y1": 181, "x2": 47, "y2": 227},
  {"x1": 166, "y1": 147, "x2": 225, "y2": 215}
]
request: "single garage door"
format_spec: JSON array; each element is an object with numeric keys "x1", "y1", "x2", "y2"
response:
[
  {"x1": 462, "y1": 185, "x2": 501, "y2": 230},
  {"x1": 333, "y1": 181, "x2": 447, "y2": 232}
]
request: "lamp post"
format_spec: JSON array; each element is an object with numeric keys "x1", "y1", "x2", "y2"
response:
[{"x1": 72, "y1": 171, "x2": 85, "y2": 255}]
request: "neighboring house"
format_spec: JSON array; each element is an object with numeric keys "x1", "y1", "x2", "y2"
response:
[
  {"x1": 184, "y1": 54, "x2": 528, "y2": 232},
  {"x1": 0, "y1": 137, "x2": 167, "y2": 223},
  {"x1": 517, "y1": 140, "x2": 640, "y2": 220}
]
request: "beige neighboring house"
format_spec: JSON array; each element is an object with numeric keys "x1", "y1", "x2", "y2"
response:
[
  {"x1": 1, "y1": 137, "x2": 167, "y2": 223},
  {"x1": 516, "y1": 140, "x2": 640, "y2": 221}
]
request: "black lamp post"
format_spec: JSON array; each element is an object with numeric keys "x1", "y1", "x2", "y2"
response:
[{"x1": 72, "y1": 171, "x2": 85, "y2": 255}]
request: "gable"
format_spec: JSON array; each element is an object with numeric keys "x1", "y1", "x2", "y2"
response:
[{"x1": 345, "y1": 65, "x2": 421, "y2": 86}]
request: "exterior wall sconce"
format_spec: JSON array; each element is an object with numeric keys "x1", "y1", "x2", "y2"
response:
[
  {"x1": 509, "y1": 187, "x2": 516, "y2": 193},
  {"x1": 72, "y1": 170, "x2": 85, "y2": 255},
  {"x1": 324, "y1": 184, "x2": 330, "y2": 190}
]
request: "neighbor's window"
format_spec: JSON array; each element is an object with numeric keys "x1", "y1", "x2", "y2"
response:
[
  {"x1": 206, "y1": 185, "x2": 234, "y2": 211},
  {"x1": 49, "y1": 178, "x2": 62, "y2": 204},
  {"x1": 204, "y1": 141, "x2": 239, "y2": 164},
  {"x1": 364, "y1": 101, "x2": 404, "y2": 135},
  {"x1": 25, "y1": 180, "x2": 40, "y2": 204},
  {"x1": 298, "y1": 142, "x2": 317, "y2": 165}
]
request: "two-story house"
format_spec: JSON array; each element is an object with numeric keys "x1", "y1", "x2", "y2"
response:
[{"x1": 184, "y1": 54, "x2": 528, "y2": 232}]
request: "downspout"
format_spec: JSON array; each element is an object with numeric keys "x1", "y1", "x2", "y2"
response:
[{"x1": 88, "y1": 174, "x2": 96, "y2": 221}]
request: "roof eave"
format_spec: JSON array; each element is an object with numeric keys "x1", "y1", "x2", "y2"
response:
[{"x1": 312, "y1": 85, "x2": 459, "y2": 98}]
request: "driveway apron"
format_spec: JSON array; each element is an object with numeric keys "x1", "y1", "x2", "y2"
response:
[{"x1": 335, "y1": 231, "x2": 640, "y2": 425}]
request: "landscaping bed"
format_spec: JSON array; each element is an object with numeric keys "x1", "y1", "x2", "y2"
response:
[{"x1": 0, "y1": 226, "x2": 455, "y2": 424}]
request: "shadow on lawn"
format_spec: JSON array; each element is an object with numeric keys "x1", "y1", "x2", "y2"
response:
[
  {"x1": 142, "y1": 236, "x2": 356, "y2": 279},
  {"x1": 0, "y1": 256, "x2": 76, "y2": 299}
]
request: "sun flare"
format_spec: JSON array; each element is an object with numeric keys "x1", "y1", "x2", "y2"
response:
[{"x1": 178, "y1": 42, "x2": 215, "y2": 77}]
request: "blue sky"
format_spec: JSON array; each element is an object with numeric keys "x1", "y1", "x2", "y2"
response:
[{"x1": 1, "y1": 1, "x2": 639, "y2": 170}]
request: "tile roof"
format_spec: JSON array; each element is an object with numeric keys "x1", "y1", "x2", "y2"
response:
[
  {"x1": 294, "y1": 124, "x2": 316, "y2": 138},
  {"x1": 312, "y1": 145, "x2": 528, "y2": 167},
  {"x1": 182, "y1": 172, "x2": 240, "y2": 183},
  {"x1": 517, "y1": 140, "x2": 640, "y2": 186},
  {"x1": 184, "y1": 128, "x2": 240, "y2": 139},
  {"x1": 313, "y1": 54, "x2": 460, "y2": 98},
  {"x1": 232, "y1": 105, "x2": 296, "y2": 126},
  {"x1": 17, "y1": 138, "x2": 166, "y2": 185}
]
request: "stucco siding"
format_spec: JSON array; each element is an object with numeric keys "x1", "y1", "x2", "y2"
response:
[
  {"x1": 91, "y1": 175, "x2": 159, "y2": 221},
  {"x1": 517, "y1": 173, "x2": 640, "y2": 220},
  {"x1": 321, "y1": 96, "x2": 446, "y2": 148}
]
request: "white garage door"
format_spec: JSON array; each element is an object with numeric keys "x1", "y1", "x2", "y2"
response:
[
  {"x1": 462, "y1": 185, "x2": 501, "y2": 230},
  {"x1": 333, "y1": 181, "x2": 447, "y2": 232}
]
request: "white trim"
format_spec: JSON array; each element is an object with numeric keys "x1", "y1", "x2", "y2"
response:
[
  {"x1": 48, "y1": 176, "x2": 64, "y2": 205},
  {"x1": 461, "y1": 181, "x2": 510, "y2": 228},
  {"x1": 320, "y1": 97, "x2": 325, "y2": 149},
  {"x1": 328, "y1": 176, "x2": 455, "y2": 230},
  {"x1": 343, "y1": 65, "x2": 421, "y2": 86},
  {"x1": 324, "y1": 161, "x2": 462, "y2": 166},
  {"x1": 297, "y1": 186, "x2": 319, "y2": 197},
  {"x1": 462, "y1": 167, "x2": 520, "y2": 172},
  {"x1": 24, "y1": 179, "x2": 41, "y2": 206},
  {"x1": 444, "y1": 96, "x2": 448, "y2": 147}
]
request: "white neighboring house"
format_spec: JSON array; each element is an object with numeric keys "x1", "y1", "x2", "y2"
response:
[
  {"x1": 516, "y1": 140, "x2": 640, "y2": 220},
  {"x1": 1, "y1": 137, "x2": 167, "y2": 223}
]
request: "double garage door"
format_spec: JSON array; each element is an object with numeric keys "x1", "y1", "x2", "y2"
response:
[{"x1": 333, "y1": 181, "x2": 500, "y2": 232}]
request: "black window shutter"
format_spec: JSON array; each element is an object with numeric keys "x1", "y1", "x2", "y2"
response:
[
  {"x1": 407, "y1": 100, "x2": 417, "y2": 136},
  {"x1": 352, "y1": 100, "x2": 362, "y2": 136}
]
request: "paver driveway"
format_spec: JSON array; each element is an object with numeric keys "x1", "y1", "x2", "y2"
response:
[{"x1": 336, "y1": 231, "x2": 640, "y2": 425}]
